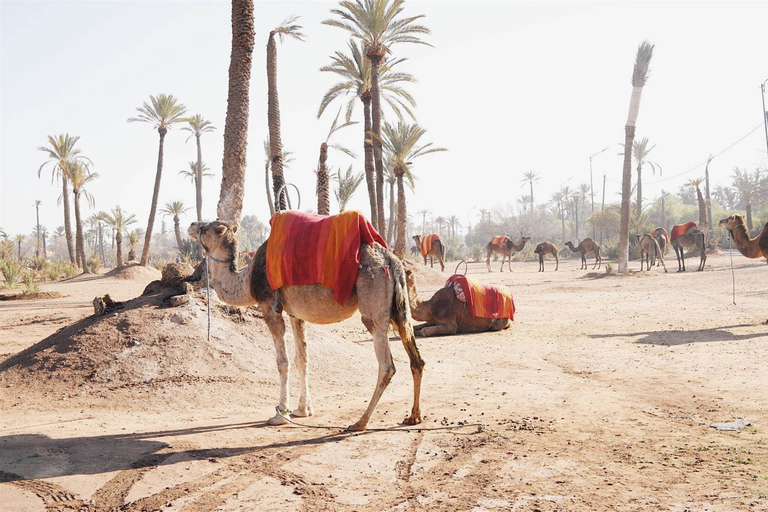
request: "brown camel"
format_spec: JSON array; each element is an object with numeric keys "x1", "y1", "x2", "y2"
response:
[
  {"x1": 533, "y1": 242, "x2": 559, "y2": 272},
  {"x1": 404, "y1": 267, "x2": 510, "y2": 337},
  {"x1": 189, "y1": 220, "x2": 424, "y2": 431},
  {"x1": 670, "y1": 224, "x2": 706, "y2": 272},
  {"x1": 634, "y1": 233, "x2": 667, "y2": 272},
  {"x1": 652, "y1": 227, "x2": 669, "y2": 267},
  {"x1": 719, "y1": 214, "x2": 768, "y2": 263},
  {"x1": 565, "y1": 238, "x2": 602, "y2": 270},
  {"x1": 486, "y1": 236, "x2": 531, "y2": 272},
  {"x1": 413, "y1": 234, "x2": 445, "y2": 272}
]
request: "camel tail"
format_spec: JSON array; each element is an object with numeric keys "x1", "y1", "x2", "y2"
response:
[
  {"x1": 389, "y1": 257, "x2": 415, "y2": 339},
  {"x1": 438, "y1": 239, "x2": 446, "y2": 260}
]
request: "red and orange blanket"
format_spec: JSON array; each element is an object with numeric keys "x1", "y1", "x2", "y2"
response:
[
  {"x1": 266, "y1": 210, "x2": 386, "y2": 306},
  {"x1": 490, "y1": 236, "x2": 510, "y2": 248},
  {"x1": 670, "y1": 222, "x2": 698, "y2": 242},
  {"x1": 419, "y1": 234, "x2": 443, "y2": 257},
  {"x1": 653, "y1": 227, "x2": 670, "y2": 244},
  {"x1": 445, "y1": 274, "x2": 515, "y2": 320}
]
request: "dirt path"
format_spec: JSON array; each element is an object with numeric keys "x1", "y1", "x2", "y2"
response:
[{"x1": 2, "y1": 254, "x2": 768, "y2": 510}]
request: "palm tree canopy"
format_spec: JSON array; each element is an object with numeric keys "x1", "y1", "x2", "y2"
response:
[
  {"x1": 271, "y1": 14, "x2": 306, "y2": 42},
  {"x1": 160, "y1": 200, "x2": 191, "y2": 218},
  {"x1": 631, "y1": 40, "x2": 654, "y2": 87},
  {"x1": 521, "y1": 170, "x2": 540, "y2": 185},
  {"x1": 333, "y1": 165, "x2": 365, "y2": 211},
  {"x1": 127, "y1": 93, "x2": 188, "y2": 131},
  {"x1": 106, "y1": 206, "x2": 137, "y2": 232},
  {"x1": 179, "y1": 161, "x2": 214, "y2": 183},
  {"x1": 263, "y1": 139, "x2": 295, "y2": 168},
  {"x1": 323, "y1": 108, "x2": 358, "y2": 159},
  {"x1": 37, "y1": 134, "x2": 88, "y2": 182},
  {"x1": 381, "y1": 121, "x2": 446, "y2": 179},
  {"x1": 65, "y1": 160, "x2": 99, "y2": 208},
  {"x1": 182, "y1": 114, "x2": 216, "y2": 142}
]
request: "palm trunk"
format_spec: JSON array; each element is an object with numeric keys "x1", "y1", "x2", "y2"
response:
[
  {"x1": 265, "y1": 161, "x2": 275, "y2": 217},
  {"x1": 73, "y1": 191, "x2": 89, "y2": 274},
  {"x1": 115, "y1": 231, "x2": 124, "y2": 268},
  {"x1": 267, "y1": 31, "x2": 286, "y2": 212},
  {"x1": 361, "y1": 94, "x2": 377, "y2": 226},
  {"x1": 62, "y1": 178, "x2": 76, "y2": 264},
  {"x1": 195, "y1": 134, "x2": 203, "y2": 222},
  {"x1": 98, "y1": 224, "x2": 105, "y2": 264},
  {"x1": 43, "y1": 235, "x2": 47, "y2": 259},
  {"x1": 141, "y1": 129, "x2": 166, "y2": 266},
  {"x1": 636, "y1": 162, "x2": 642, "y2": 217},
  {"x1": 619, "y1": 125, "x2": 635, "y2": 274},
  {"x1": 217, "y1": 0, "x2": 255, "y2": 223},
  {"x1": 574, "y1": 200, "x2": 580, "y2": 239},
  {"x1": 746, "y1": 203, "x2": 753, "y2": 231},
  {"x1": 35, "y1": 206, "x2": 41, "y2": 258},
  {"x1": 529, "y1": 181, "x2": 534, "y2": 213},
  {"x1": 317, "y1": 142, "x2": 330, "y2": 215},
  {"x1": 704, "y1": 160, "x2": 713, "y2": 231},
  {"x1": 696, "y1": 187, "x2": 707, "y2": 232},
  {"x1": 174, "y1": 216, "x2": 183, "y2": 253},
  {"x1": 370, "y1": 56, "x2": 385, "y2": 235},
  {"x1": 387, "y1": 180, "x2": 395, "y2": 245},
  {"x1": 395, "y1": 172, "x2": 407, "y2": 259}
]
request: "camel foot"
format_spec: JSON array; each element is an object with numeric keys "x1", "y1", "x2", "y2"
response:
[
  {"x1": 346, "y1": 419, "x2": 368, "y2": 432},
  {"x1": 268, "y1": 413, "x2": 290, "y2": 426},
  {"x1": 403, "y1": 414, "x2": 422, "y2": 426},
  {"x1": 292, "y1": 406, "x2": 313, "y2": 418}
]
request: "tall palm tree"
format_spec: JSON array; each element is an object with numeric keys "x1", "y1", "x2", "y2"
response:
[
  {"x1": 687, "y1": 178, "x2": 708, "y2": 231},
  {"x1": 381, "y1": 121, "x2": 446, "y2": 258},
  {"x1": 65, "y1": 160, "x2": 98, "y2": 273},
  {"x1": 217, "y1": 0, "x2": 255, "y2": 223},
  {"x1": 32, "y1": 200, "x2": 42, "y2": 258},
  {"x1": 332, "y1": 166, "x2": 365, "y2": 212},
  {"x1": 128, "y1": 93, "x2": 188, "y2": 266},
  {"x1": 522, "y1": 171, "x2": 540, "y2": 213},
  {"x1": 384, "y1": 158, "x2": 397, "y2": 244},
  {"x1": 732, "y1": 167, "x2": 760, "y2": 230},
  {"x1": 179, "y1": 161, "x2": 214, "y2": 190},
  {"x1": 161, "y1": 200, "x2": 191, "y2": 253},
  {"x1": 630, "y1": 137, "x2": 661, "y2": 217},
  {"x1": 87, "y1": 211, "x2": 110, "y2": 265},
  {"x1": 15, "y1": 234, "x2": 25, "y2": 261},
  {"x1": 550, "y1": 190, "x2": 568, "y2": 244},
  {"x1": 106, "y1": 206, "x2": 136, "y2": 268},
  {"x1": 317, "y1": 110, "x2": 357, "y2": 215},
  {"x1": 319, "y1": 39, "x2": 416, "y2": 226},
  {"x1": 181, "y1": 114, "x2": 216, "y2": 222},
  {"x1": 416, "y1": 209, "x2": 430, "y2": 234},
  {"x1": 263, "y1": 140, "x2": 295, "y2": 216},
  {"x1": 324, "y1": 0, "x2": 430, "y2": 236},
  {"x1": 571, "y1": 191, "x2": 582, "y2": 240},
  {"x1": 37, "y1": 134, "x2": 86, "y2": 264},
  {"x1": 618, "y1": 40, "x2": 654, "y2": 274},
  {"x1": 267, "y1": 15, "x2": 305, "y2": 212}
]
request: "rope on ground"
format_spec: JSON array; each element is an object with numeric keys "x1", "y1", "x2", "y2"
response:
[{"x1": 275, "y1": 407, "x2": 486, "y2": 434}]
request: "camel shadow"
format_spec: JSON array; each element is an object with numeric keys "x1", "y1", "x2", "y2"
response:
[
  {"x1": 588, "y1": 323, "x2": 765, "y2": 346},
  {"x1": 0, "y1": 420, "x2": 367, "y2": 482}
]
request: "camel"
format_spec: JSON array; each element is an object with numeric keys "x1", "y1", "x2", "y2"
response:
[
  {"x1": 533, "y1": 242, "x2": 559, "y2": 272},
  {"x1": 413, "y1": 234, "x2": 445, "y2": 272},
  {"x1": 486, "y1": 236, "x2": 531, "y2": 272},
  {"x1": 719, "y1": 214, "x2": 768, "y2": 264},
  {"x1": 634, "y1": 233, "x2": 667, "y2": 272},
  {"x1": 404, "y1": 267, "x2": 510, "y2": 337},
  {"x1": 565, "y1": 238, "x2": 602, "y2": 270},
  {"x1": 670, "y1": 223, "x2": 706, "y2": 272},
  {"x1": 189, "y1": 220, "x2": 424, "y2": 431},
  {"x1": 652, "y1": 227, "x2": 669, "y2": 267}
]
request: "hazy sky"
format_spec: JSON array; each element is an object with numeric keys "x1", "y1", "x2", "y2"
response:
[{"x1": 2, "y1": 0, "x2": 767, "y2": 238}]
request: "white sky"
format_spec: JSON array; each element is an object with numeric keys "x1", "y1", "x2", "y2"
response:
[{"x1": 2, "y1": 0, "x2": 767, "y2": 237}]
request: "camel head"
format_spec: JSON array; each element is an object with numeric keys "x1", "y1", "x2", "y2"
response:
[
  {"x1": 412, "y1": 235, "x2": 421, "y2": 244},
  {"x1": 404, "y1": 268, "x2": 417, "y2": 297},
  {"x1": 521, "y1": 236, "x2": 531, "y2": 243},
  {"x1": 718, "y1": 214, "x2": 744, "y2": 230},
  {"x1": 534, "y1": 243, "x2": 543, "y2": 254},
  {"x1": 188, "y1": 220, "x2": 239, "y2": 268}
]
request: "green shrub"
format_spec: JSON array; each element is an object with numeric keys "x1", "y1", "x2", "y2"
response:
[
  {"x1": 1, "y1": 258, "x2": 23, "y2": 288},
  {"x1": 153, "y1": 257, "x2": 168, "y2": 272},
  {"x1": 28, "y1": 256, "x2": 49, "y2": 272},
  {"x1": 58, "y1": 261, "x2": 78, "y2": 278},
  {"x1": 22, "y1": 270, "x2": 40, "y2": 294},
  {"x1": 87, "y1": 253, "x2": 101, "y2": 274}
]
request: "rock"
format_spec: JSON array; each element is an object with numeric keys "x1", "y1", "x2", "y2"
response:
[
  {"x1": 161, "y1": 262, "x2": 195, "y2": 288},
  {"x1": 169, "y1": 295, "x2": 190, "y2": 308},
  {"x1": 93, "y1": 294, "x2": 124, "y2": 316}
]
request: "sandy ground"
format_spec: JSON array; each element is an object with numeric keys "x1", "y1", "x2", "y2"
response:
[{"x1": 1, "y1": 253, "x2": 768, "y2": 511}]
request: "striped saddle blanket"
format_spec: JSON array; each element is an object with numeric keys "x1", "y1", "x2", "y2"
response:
[{"x1": 446, "y1": 274, "x2": 515, "y2": 320}]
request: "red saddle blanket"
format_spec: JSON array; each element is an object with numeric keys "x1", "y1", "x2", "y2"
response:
[
  {"x1": 653, "y1": 227, "x2": 670, "y2": 244},
  {"x1": 670, "y1": 222, "x2": 698, "y2": 242},
  {"x1": 267, "y1": 210, "x2": 386, "y2": 306},
  {"x1": 419, "y1": 234, "x2": 443, "y2": 257},
  {"x1": 490, "y1": 236, "x2": 510, "y2": 248},
  {"x1": 445, "y1": 274, "x2": 515, "y2": 320}
]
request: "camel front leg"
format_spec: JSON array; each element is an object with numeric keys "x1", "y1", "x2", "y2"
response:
[
  {"x1": 592, "y1": 252, "x2": 599, "y2": 270},
  {"x1": 554, "y1": 254, "x2": 559, "y2": 271},
  {"x1": 348, "y1": 321, "x2": 395, "y2": 431},
  {"x1": 582, "y1": 254, "x2": 587, "y2": 270},
  {"x1": 262, "y1": 305, "x2": 290, "y2": 426},
  {"x1": 538, "y1": 255, "x2": 544, "y2": 272},
  {"x1": 289, "y1": 317, "x2": 313, "y2": 418},
  {"x1": 418, "y1": 321, "x2": 458, "y2": 337},
  {"x1": 486, "y1": 248, "x2": 492, "y2": 272}
]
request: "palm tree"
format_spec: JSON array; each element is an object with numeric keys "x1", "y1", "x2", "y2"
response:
[
  {"x1": 106, "y1": 206, "x2": 136, "y2": 268},
  {"x1": 550, "y1": 190, "x2": 568, "y2": 244},
  {"x1": 160, "y1": 200, "x2": 191, "y2": 253},
  {"x1": 179, "y1": 160, "x2": 214, "y2": 195},
  {"x1": 324, "y1": 0, "x2": 431, "y2": 237},
  {"x1": 14, "y1": 234, "x2": 25, "y2": 261},
  {"x1": 317, "y1": 110, "x2": 357, "y2": 215},
  {"x1": 127, "y1": 93, "x2": 188, "y2": 266},
  {"x1": 263, "y1": 140, "x2": 295, "y2": 216},
  {"x1": 732, "y1": 168, "x2": 760, "y2": 230},
  {"x1": 521, "y1": 171, "x2": 540, "y2": 213},
  {"x1": 32, "y1": 200, "x2": 42, "y2": 258},
  {"x1": 87, "y1": 211, "x2": 110, "y2": 265},
  {"x1": 181, "y1": 114, "x2": 216, "y2": 222},
  {"x1": 629, "y1": 137, "x2": 661, "y2": 217},
  {"x1": 571, "y1": 191, "x2": 582, "y2": 240},
  {"x1": 127, "y1": 230, "x2": 140, "y2": 261},
  {"x1": 267, "y1": 15, "x2": 305, "y2": 212},
  {"x1": 65, "y1": 160, "x2": 98, "y2": 273},
  {"x1": 687, "y1": 178, "x2": 708, "y2": 231},
  {"x1": 217, "y1": 0, "x2": 255, "y2": 223},
  {"x1": 618, "y1": 40, "x2": 654, "y2": 274},
  {"x1": 332, "y1": 166, "x2": 365, "y2": 212},
  {"x1": 318, "y1": 39, "x2": 417, "y2": 226},
  {"x1": 416, "y1": 209, "x2": 430, "y2": 234},
  {"x1": 37, "y1": 134, "x2": 86, "y2": 264},
  {"x1": 382, "y1": 121, "x2": 446, "y2": 258}
]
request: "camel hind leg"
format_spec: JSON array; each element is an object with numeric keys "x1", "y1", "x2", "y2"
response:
[
  {"x1": 289, "y1": 317, "x2": 313, "y2": 418},
  {"x1": 262, "y1": 304, "x2": 290, "y2": 426},
  {"x1": 698, "y1": 235, "x2": 707, "y2": 271},
  {"x1": 486, "y1": 246, "x2": 492, "y2": 272}
]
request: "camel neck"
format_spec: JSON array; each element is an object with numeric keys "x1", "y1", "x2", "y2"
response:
[
  {"x1": 206, "y1": 256, "x2": 256, "y2": 306},
  {"x1": 729, "y1": 224, "x2": 761, "y2": 259}
]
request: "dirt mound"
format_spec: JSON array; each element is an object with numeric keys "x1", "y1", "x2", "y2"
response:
[
  {"x1": 105, "y1": 263, "x2": 161, "y2": 281},
  {"x1": 403, "y1": 259, "x2": 447, "y2": 287},
  {"x1": 0, "y1": 291, "x2": 64, "y2": 301}
]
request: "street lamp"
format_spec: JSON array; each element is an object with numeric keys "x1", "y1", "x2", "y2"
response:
[
  {"x1": 589, "y1": 147, "x2": 609, "y2": 238},
  {"x1": 761, "y1": 79, "x2": 768, "y2": 161}
]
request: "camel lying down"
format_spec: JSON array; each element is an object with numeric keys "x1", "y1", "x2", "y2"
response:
[{"x1": 404, "y1": 267, "x2": 511, "y2": 337}]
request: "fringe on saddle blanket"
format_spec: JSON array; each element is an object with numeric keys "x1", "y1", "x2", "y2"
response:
[
  {"x1": 419, "y1": 234, "x2": 444, "y2": 257},
  {"x1": 267, "y1": 210, "x2": 387, "y2": 306},
  {"x1": 446, "y1": 274, "x2": 515, "y2": 320},
  {"x1": 669, "y1": 222, "x2": 698, "y2": 242}
]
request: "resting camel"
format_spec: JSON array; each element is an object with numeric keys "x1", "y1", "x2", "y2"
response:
[
  {"x1": 652, "y1": 227, "x2": 669, "y2": 266},
  {"x1": 534, "y1": 242, "x2": 559, "y2": 272},
  {"x1": 719, "y1": 214, "x2": 768, "y2": 264},
  {"x1": 486, "y1": 236, "x2": 531, "y2": 272},
  {"x1": 565, "y1": 238, "x2": 602, "y2": 270},
  {"x1": 670, "y1": 222, "x2": 706, "y2": 272},
  {"x1": 413, "y1": 234, "x2": 445, "y2": 272},
  {"x1": 189, "y1": 220, "x2": 424, "y2": 431},
  {"x1": 404, "y1": 267, "x2": 511, "y2": 337},
  {"x1": 634, "y1": 234, "x2": 667, "y2": 272}
]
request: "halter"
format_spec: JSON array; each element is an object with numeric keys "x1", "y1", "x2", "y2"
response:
[{"x1": 206, "y1": 254, "x2": 234, "y2": 264}]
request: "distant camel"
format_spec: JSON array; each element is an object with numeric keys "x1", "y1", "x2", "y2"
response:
[
  {"x1": 486, "y1": 236, "x2": 531, "y2": 272},
  {"x1": 565, "y1": 238, "x2": 602, "y2": 270},
  {"x1": 413, "y1": 234, "x2": 445, "y2": 272},
  {"x1": 719, "y1": 214, "x2": 768, "y2": 264},
  {"x1": 534, "y1": 242, "x2": 559, "y2": 272},
  {"x1": 635, "y1": 233, "x2": 667, "y2": 272},
  {"x1": 652, "y1": 227, "x2": 669, "y2": 266},
  {"x1": 670, "y1": 222, "x2": 706, "y2": 272}
]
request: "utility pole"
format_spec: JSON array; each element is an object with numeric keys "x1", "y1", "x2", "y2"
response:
[
  {"x1": 704, "y1": 154, "x2": 714, "y2": 232},
  {"x1": 762, "y1": 80, "x2": 768, "y2": 161}
]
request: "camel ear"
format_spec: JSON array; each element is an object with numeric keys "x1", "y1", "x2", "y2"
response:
[
  {"x1": 214, "y1": 223, "x2": 228, "y2": 236},
  {"x1": 230, "y1": 223, "x2": 238, "y2": 234}
]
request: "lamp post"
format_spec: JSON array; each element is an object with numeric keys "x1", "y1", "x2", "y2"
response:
[
  {"x1": 761, "y1": 79, "x2": 768, "y2": 161},
  {"x1": 589, "y1": 147, "x2": 609, "y2": 239}
]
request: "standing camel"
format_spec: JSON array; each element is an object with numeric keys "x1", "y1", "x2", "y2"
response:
[
  {"x1": 486, "y1": 236, "x2": 530, "y2": 272},
  {"x1": 719, "y1": 214, "x2": 768, "y2": 264},
  {"x1": 189, "y1": 218, "x2": 424, "y2": 431},
  {"x1": 634, "y1": 233, "x2": 667, "y2": 272},
  {"x1": 534, "y1": 242, "x2": 559, "y2": 272},
  {"x1": 565, "y1": 238, "x2": 602, "y2": 270},
  {"x1": 670, "y1": 222, "x2": 706, "y2": 272},
  {"x1": 413, "y1": 234, "x2": 445, "y2": 272},
  {"x1": 652, "y1": 227, "x2": 669, "y2": 266}
]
